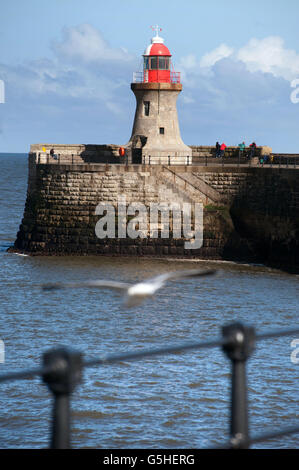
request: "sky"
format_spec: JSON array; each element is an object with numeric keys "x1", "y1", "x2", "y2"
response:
[{"x1": 0, "y1": 0, "x2": 299, "y2": 152}]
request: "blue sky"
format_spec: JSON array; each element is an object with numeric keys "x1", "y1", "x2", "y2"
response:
[{"x1": 0, "y1": 0, "x2": 299, "y2": 152}]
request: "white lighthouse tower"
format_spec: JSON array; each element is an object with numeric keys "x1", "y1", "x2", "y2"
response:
[{"x1": 126, "y1": 26, "x2": 192, "y2": 164}]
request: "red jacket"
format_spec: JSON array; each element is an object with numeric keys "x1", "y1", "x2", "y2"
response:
[{"x1": 220, "y1": 143, "x2": 226, "y2": 151}]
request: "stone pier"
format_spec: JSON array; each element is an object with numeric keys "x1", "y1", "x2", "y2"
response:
[{"x1": 11, "y1": 154, "x2": 299, "y2": 272}]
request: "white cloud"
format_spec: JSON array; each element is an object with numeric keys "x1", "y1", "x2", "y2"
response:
[
  {"x1": 237, "y1": 36, "x2": 299, "y2": 81},
  {"x1": 175, "y1": 35, "x2": 298, "y2": 150},
  {"x1": 179, "y1": 36, "x2": 299, "y2": 83},
  {"x1": 0, "y1": 23, "x2": 138, "y2": 113},
  {"x1": 179, "y1": 54, "x2": 199, "y2": 70},
  {"x1": 199, "y1": 44, "x2": 234, "y2": 68},
  {"x1": 52, "y1": 23, "x2": 134, "y2": 64}
]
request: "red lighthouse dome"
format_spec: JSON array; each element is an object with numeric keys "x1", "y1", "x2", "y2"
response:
[
  {"x1": 144, "y1": 40, "x2": 171, "y2": 57},
  {"x1": 137, "y1": 26, "x2": 180, "y2": 84}
]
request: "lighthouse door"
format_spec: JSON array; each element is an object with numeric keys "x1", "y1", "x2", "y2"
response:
[
  {"x1": 131, "y1": 135, "x2": 147, "y2": 164},
  {"x1": 132, "y1": 148, "x2": 142, "y2": 164}
]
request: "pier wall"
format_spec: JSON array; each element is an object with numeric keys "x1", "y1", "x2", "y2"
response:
[{"x1": 12, "y1": 158, "x2": 299, "y2": 272}]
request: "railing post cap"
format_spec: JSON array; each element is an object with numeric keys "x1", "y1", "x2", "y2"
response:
[
  {"x1": 229, "y1": 432, "x2": 249, "y2": 449},
  {"x1": 42, "y1": 347, "x2": 83, "y2": 395},
  {"x1": 222, "y1": 322, "x2": 255, "y2": 362}
]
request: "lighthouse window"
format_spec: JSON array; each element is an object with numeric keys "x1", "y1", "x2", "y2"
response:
[
  {"x1": 158, "y1": 57, "x2": 170, "y2": 70},
  {"x1": 144, "y1": 101, "x2": 150, "y2": 116},
  {"x1": 150, "y1": 57, "x2": 158, "y2": 69},
  {"x1": 144, "y1": 57, "x2": 149, "y2": 70},
  {"x1": 159, "y1": 127, "x2": 165, "y2": 135}
]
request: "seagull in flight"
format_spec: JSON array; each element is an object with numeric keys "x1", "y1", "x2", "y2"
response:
[{"x1": 42, "y1": 268, "x2": 217, "y2": 307}]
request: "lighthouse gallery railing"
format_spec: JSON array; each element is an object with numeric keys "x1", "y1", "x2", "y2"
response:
[{"x1": 132, "y1": 71, "x2": 181, "y2": 84}]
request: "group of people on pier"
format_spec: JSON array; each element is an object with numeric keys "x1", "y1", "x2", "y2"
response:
[{"x1": 215, "y1": 141, "x2": 257, "y2": 159}]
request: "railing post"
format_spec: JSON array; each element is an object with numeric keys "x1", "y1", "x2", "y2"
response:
[
  {"x1": 168, "y1": 155, "x2": 170, "y2": 166},
  {"x1": 42, "y1": 347, "x2": 83, "y2": 449},
  {"x1": 222, "y1": 323, "x2": 255, "y2": 449}
]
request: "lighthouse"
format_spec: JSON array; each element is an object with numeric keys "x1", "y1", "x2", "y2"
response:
[{"x1": 126, "y1": 26, "x2": 192, "y2": 164}]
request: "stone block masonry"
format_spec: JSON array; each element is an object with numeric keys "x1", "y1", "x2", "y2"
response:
[
  {"x1": 127, "y1": 83, "x2": 192, "y2": 164},
  {"x1": 11, "y1": 157, "x2": 299, "y2": 273}
]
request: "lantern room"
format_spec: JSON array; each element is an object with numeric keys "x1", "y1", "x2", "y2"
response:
[
  {"x1": 143, "y1": 31, "x2": 171, "y2": 83},
  {"x1": 133, "y1": 26, "x2": 180, "y2": 84}
]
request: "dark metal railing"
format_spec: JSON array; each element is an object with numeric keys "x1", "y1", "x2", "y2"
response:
[
  {"x1": 192, "y1": 154, "x2": 298, "y2": 168},
  {"x1": 0, "y1": 322, "x2": 298, "y2": 449},
  {"x1": 37, "y1": 152, "x2": 299, "y2": 169}
]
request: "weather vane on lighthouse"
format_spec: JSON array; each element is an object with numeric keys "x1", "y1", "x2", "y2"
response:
[
  {"x1": 151, "y1": 24, "x2": 162, "y2": 37},
  {"x1": 150, "y1": 25, "x2": 164, "y2": 43}
]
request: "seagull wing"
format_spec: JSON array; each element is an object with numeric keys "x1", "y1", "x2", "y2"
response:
[
  {"x1": 42, "y1": 279, "x2": 131, "y2": 292},
  {"x1": 122, "y1": 269, "x2": 218, "y2": 306},
  {"x1": 143, "y1": 268, "x2": 217, "y2": 286}
]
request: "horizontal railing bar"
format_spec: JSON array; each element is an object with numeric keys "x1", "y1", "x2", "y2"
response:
[
  {"x1": 212, "y1": 424, "x2": 299, "y2": 449},
  {"x1": 82, "y1": 325, "x2": 299, "y2": 368},
  {"x1": 249, "y1": 424, "x2": 299, "y2": 445},
  {"x1": 0, "y1": 326, "x2": 298, "y2": 383},
  {"x1": 0, "y1": 366, "x2": 50, "y2": 384},
  {"x1": 0, "y1": 338, "x2": 226, "y2": 383},
  {"x1": 83, "y1": 337, "x2": 226, "y2": 369},
  {"x1": 256, "y1": 327, "x2": 299, "y2": 341}
]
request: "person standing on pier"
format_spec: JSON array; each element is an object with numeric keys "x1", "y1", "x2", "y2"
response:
[
  {"x1": 220, "y1": 142, "x2": 227, "y2": 157},
  {"x1": 50, "y1": 148, "x2": 57, "y2": 160},
  {"x1": 249, "y1": 141, "x2": 257, "y2": 159},
  {"x1": 238, "y1": 141, "x2": 245, "y2": 158}
]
